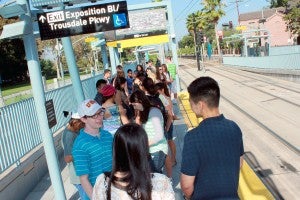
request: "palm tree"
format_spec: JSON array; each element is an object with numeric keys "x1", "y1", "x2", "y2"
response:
[
  {"x1": 202, "y1": 0, "x2": 225, "y2": 62},
  {"x1": 186, "y1": 11, "x2": 207, "y2": 34},
  {"x1": 186, "y1": 11, "x2": 206, "y2": 70}
]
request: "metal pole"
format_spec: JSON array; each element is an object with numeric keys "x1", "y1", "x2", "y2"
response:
[
  {"x1": 236, "y1": 0, "x2": 240, "y2": 26},
  {"x1": 57, "y1": 4, "x2": 83, "y2": 104},
  {"x1": 192, "y1": 14, "x2": 201, "y2": 71},
  {"x1": 58, "y1": 41, "x2": 64, "y2": 85},
  {"x1": 166, "y1": 0, "x2": 180, "y2": 92},
  {"x1": 55, "y1": 39, "x2": 61, "y2": 80},
  {"x1": 21, "y1": 0, "x2": 66, "y2": 199},
  {"x1": 114, "y1": 47, "x2": 120, "y2": 66},
  {"x1": 0, "y1": 86, "x2": 4, "y2": 107},
  {"x1": 109, "y1": 46, "x2": 116, "y2": 72},
  {"x1": 101, "y1": 45, "x2": 109, "y2": 69},
  {"x1": 0, "y1": 75, "x2": 4, "y2": 107},
  {"x1": 135, "y1": 51, "x2": 139, "y2": 64},
  {"x1": 61, "y1": 37, "x2": 85, "y2": 103}
]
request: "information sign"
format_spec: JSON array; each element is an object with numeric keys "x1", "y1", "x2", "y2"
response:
[
  {"x1": 37, "y1": 1, "x2": 129, "y2": 40},
  {"x1": 45, "y1": 99, "x2": 57, "y2": 128}
]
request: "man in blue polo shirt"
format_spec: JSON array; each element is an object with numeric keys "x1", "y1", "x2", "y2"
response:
[
  {"x1": 72, "y1": 99, "x2": 113, "y2": 200},
  {"x1": 180, "y1": 77, "x2": 244, "y2": 200}
]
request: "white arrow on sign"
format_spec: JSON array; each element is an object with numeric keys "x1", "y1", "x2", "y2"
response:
[{"x1": 39, "y1": 15, "x2": 46, "y2": 23}]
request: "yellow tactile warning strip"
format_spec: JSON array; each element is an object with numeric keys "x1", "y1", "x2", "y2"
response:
[
  {"x1": 178, "y1": 92, "x2": 202, "y2": 129},
  {"x1": 239, "y1": 162, "x2": 274, "y2": 200},
  {"x1": 178, "y1": 91, "x2": 275, "y2": 200}
]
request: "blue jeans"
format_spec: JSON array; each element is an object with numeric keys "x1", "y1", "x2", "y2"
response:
[{"x1": 74, "y1": 184, "x2": 90, "y2": 200}]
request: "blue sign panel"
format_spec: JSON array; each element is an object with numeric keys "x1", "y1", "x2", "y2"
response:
[
  {"x1": 113, "y1": 13, "x2": 127, "y2": 28},
  {"x1": 37, "y1": 1, "x2": 129, "y2": 40}
]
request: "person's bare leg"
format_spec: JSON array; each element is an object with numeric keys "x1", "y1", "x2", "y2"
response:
[
  {"x1": 168, "y1": 140, "x2": 177, "y2": 165},
  {"x1": 165, "y1": 154, "x2": 173, "y2": 178}
]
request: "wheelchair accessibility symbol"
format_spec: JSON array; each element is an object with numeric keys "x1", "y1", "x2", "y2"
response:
[{"x1": 113, "y1": 13, "x2": 127, "y2": 28}]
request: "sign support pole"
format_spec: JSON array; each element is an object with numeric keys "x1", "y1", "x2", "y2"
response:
[
  {"x1": 0, "y1": 85, "x2": 4, "y2": 107},
  {"x1": 101, "y1": 44, "x2": 109, "y2": 69},
  {"x1": 56, "y1": 4, "x2": 84, "y2": 104},
  {"x1": 20, "y1": 0, "x2": 66, "y2": 199},
  {"x1": 114, "y1": 47, "x2": 120, "y2": 66},
  {"x1": 109, "y1": 46, "x2": 116, "y2": 73},
  {"x1": 61, "y1": 37, "x2": 85, "y2": 103},
  {"x1": 166, "y1": 0, "x2": 180, "y2": 93}
]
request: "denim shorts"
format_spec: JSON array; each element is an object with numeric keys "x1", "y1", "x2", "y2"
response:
[
  {"x1": 150, "y1": 151, "x2": 167, "y2": 173},
  {"x1": 164, "y1": 123, "x2": 174, "y2": 141}
]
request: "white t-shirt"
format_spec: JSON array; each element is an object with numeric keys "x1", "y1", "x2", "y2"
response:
[
  {"x1": 143, "y1": 107, "x2": 168, "y2": 154},
  {"x1": 92, "y1": 173, "x2": 175, "y2": 200}
]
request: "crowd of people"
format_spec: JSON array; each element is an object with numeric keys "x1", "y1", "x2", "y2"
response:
[{"x1": 62, "y1": 59, "x2": 244, "y2": 200}]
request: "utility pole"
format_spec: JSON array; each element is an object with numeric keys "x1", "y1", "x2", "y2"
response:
[
  {"x1": 236, "y1": 0, "x2": 240, "y2": 25},
  {"x1": 192, "y1": 14, "x2": 201, "y2": 71}
]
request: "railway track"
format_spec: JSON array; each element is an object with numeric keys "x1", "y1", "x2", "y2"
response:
[{"x1": 177, "y1": 58, "x2": 300, "y2": 199}]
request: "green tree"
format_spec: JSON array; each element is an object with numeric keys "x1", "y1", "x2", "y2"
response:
[
  {"x1": 201, "y1": 0, "x2": 225, "y2": 61},
  {"x1": 0, "y1": 17, "x2": 28, "y2": 85},
  {"x1": 0, "y1": 38, "x2": 28, "y2": 85},
  {"x1": 284, "y1": 1, "x2": 300, "y2": 35},
  {"x1": 178, "y1": 35, "x2": 194, "y2": 48},
  {"x1": 121, "y1": 48, "x2": 136, "y2": 62},
  {"x1": 186, "y1": 11, "x2": 207, "y2": 35},
  {"x1": 40, "y1": 59, "x2": 56, "y2": 78},
  {"x1": 270, "y1": 0, "x2": 288, "y2": 8}
]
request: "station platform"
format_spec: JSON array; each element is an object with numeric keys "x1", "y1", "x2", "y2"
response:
[{"x1": 25, "y1": 90, "x2": 275, "y2": 200}]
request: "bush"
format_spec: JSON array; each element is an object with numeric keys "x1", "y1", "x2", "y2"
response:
[
  {"x1": 178, "y1": 47, "x2": 195, "y2": 56},
  {"x1": 40, "y1": 59, "x2": 56, "y2": 78}
]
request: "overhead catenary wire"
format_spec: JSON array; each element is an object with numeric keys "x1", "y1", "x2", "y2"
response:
[{"x1": 175, "y1": 0, "x2": 199, "y2": 23}]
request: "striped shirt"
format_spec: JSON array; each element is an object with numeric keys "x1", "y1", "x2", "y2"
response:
[{"x1": 72, "y1": 128, "x2": 113, "y2": 186}]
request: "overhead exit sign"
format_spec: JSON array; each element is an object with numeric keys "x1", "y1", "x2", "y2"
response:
[{"x1": 37, "y1": 1, "x2": 129, "y2": 40}]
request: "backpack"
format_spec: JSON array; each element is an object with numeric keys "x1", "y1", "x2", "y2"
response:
[{"x1": 147, "y1": 94, "x2": 168, "y2": 129}]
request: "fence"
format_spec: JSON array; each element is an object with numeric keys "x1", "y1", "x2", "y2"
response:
[
  {"x1": 223, "y1": 45, "x2": 300, "y2": 70},
  {"x1": 0, "y1": 61, "x2": 138, "y2": 174},
  {"x1": 0, "y1": 74, "x2": 102, "y2": 173}
]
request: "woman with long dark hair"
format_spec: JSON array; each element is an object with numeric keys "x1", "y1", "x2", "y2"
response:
[
  {"x1": 114, "y1": 76, "x2": 134, "y2": 121},
  {"x1": 129, "y1": 90, "x2": 168, "y2": 174},
  {"x1": 155, "y1": 83, "x2": 177, "y2": 174},
  {"x1": 92, "y1": 123, "x2": 174, "y2": 200}
]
